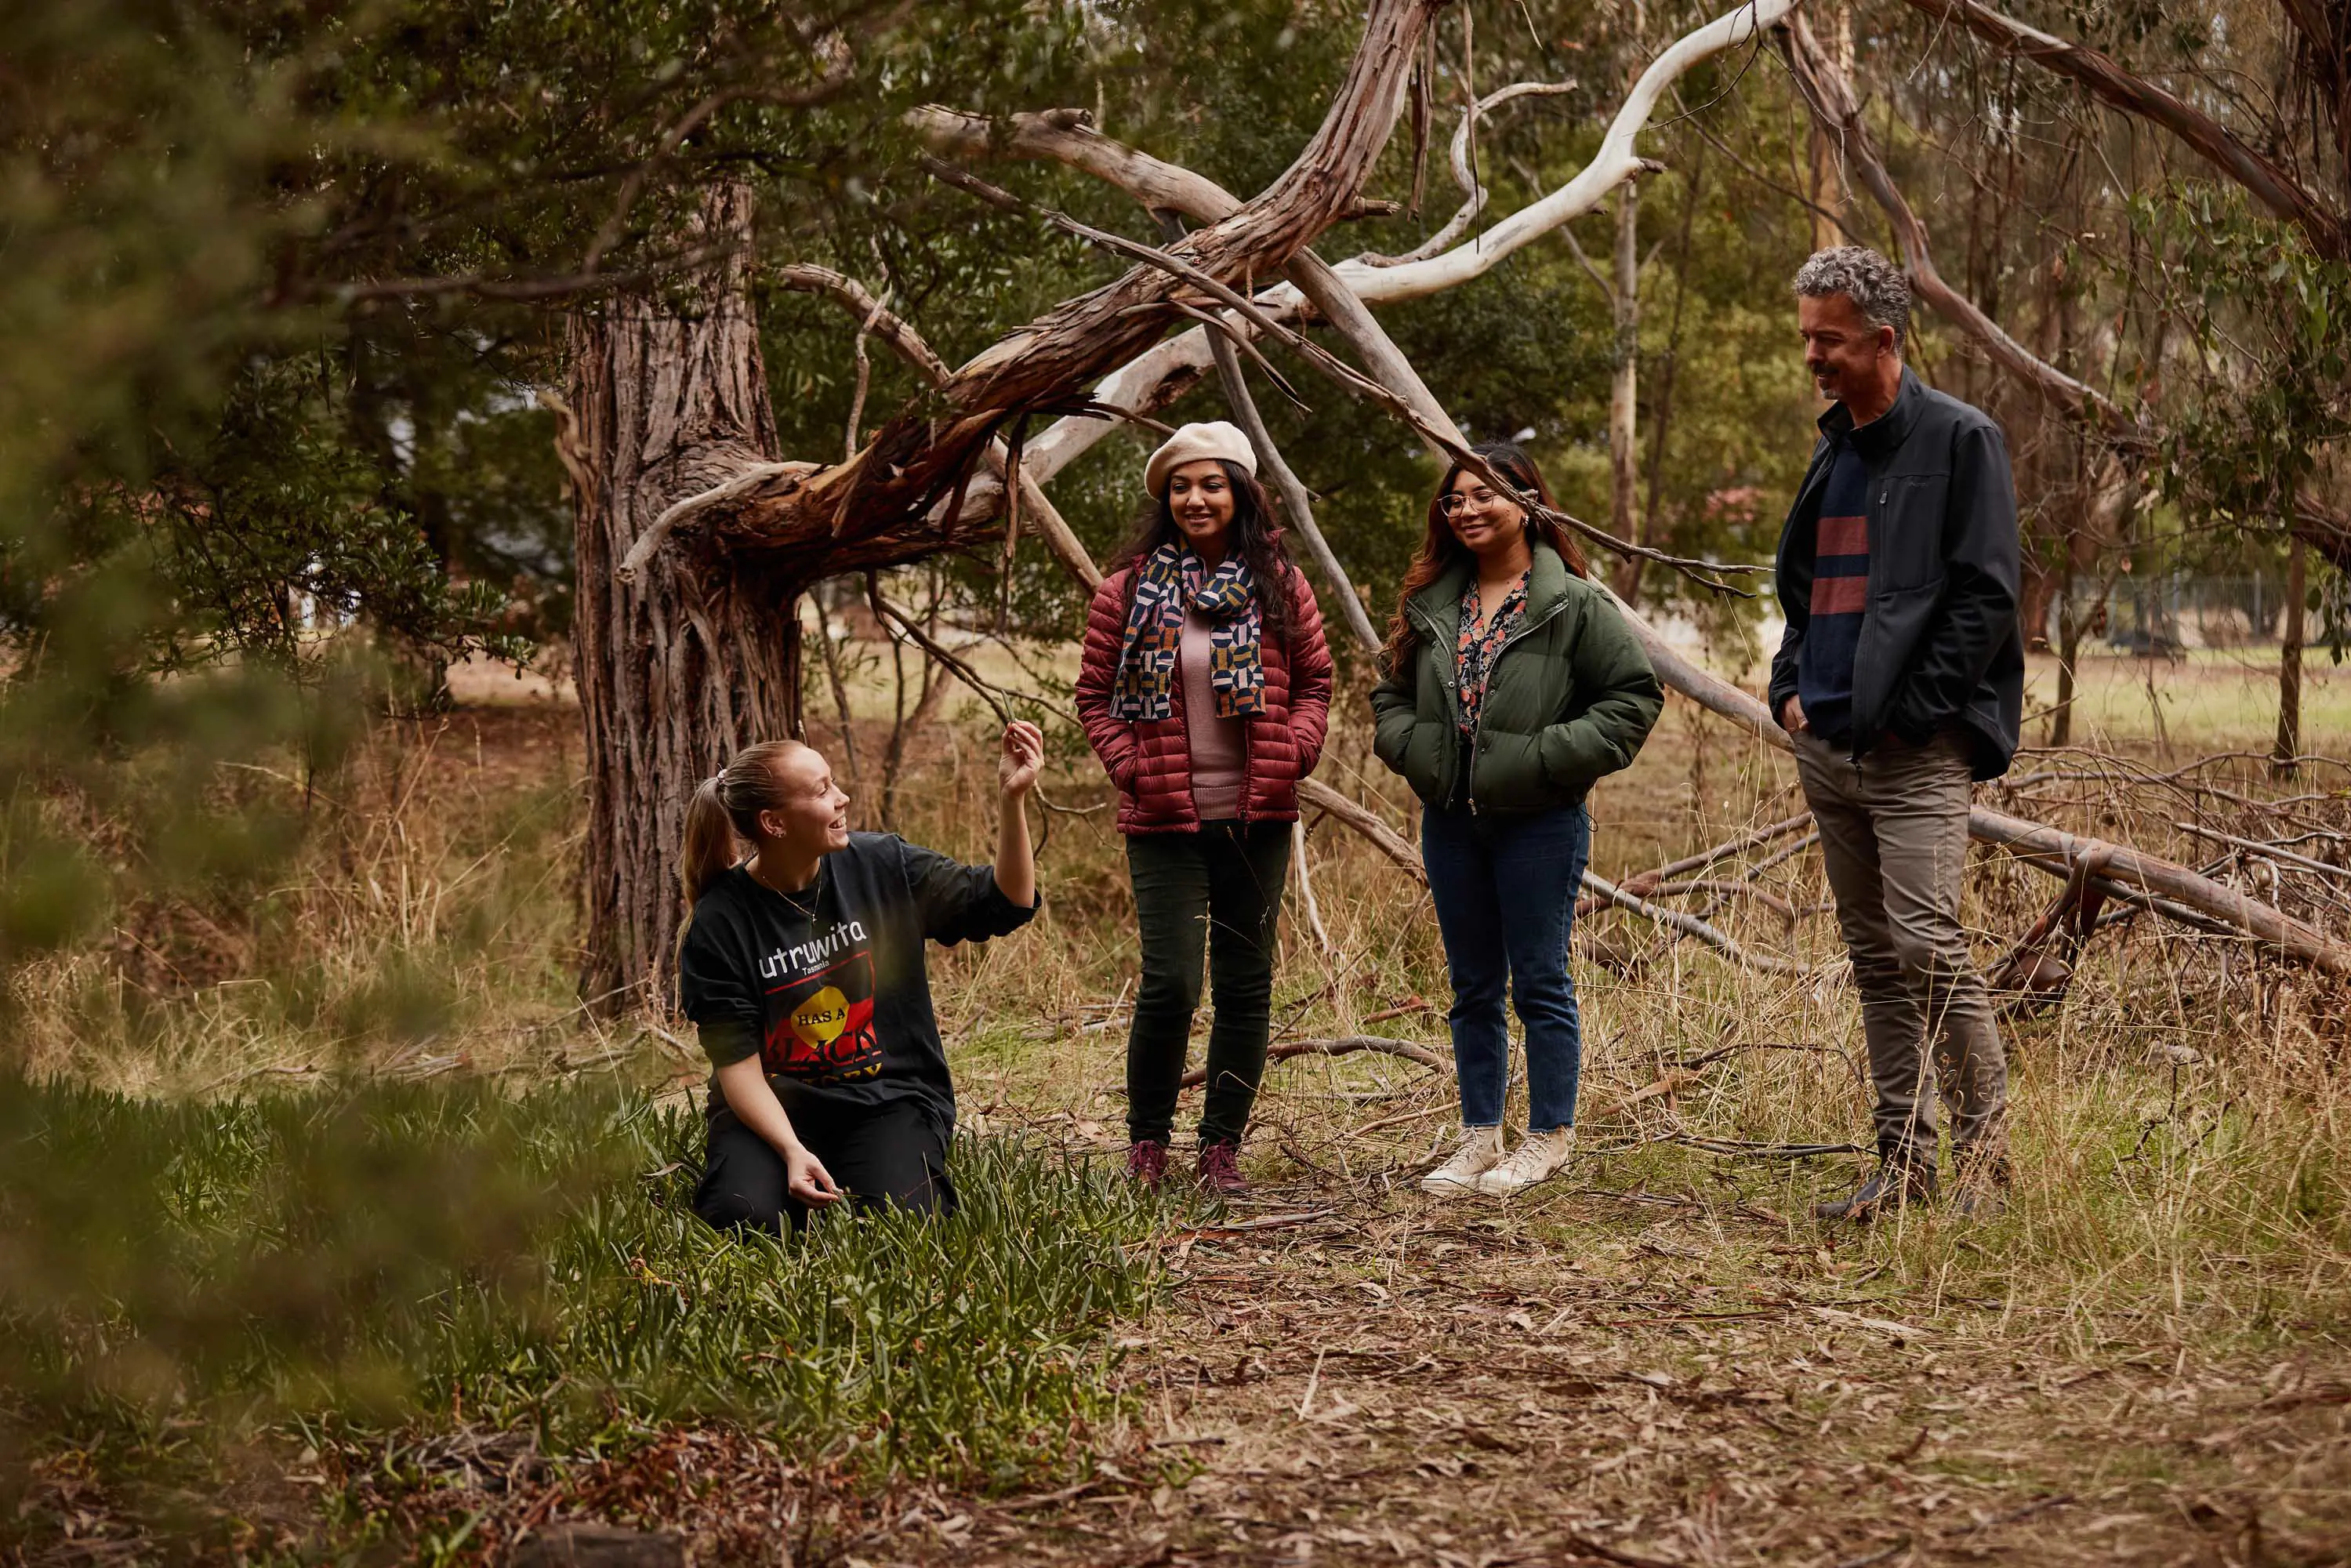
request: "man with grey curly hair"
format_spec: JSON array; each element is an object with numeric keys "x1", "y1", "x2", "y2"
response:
[
  {"x1": 1793, "y1": 245, "x2": 1911, "y2": 352},
  {"x1": 1771, "y1": 245, "x2": 2023, "y2": 1224}
]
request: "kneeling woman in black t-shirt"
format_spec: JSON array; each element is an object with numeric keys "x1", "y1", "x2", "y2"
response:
[{"x1": 677, "y1": 721, "x2": 1043, "y2": 1233}]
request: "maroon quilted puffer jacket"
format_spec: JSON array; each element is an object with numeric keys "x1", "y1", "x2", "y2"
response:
[{"x1": 1075, "y1": 561, "x2": 1334, "y2": 834}]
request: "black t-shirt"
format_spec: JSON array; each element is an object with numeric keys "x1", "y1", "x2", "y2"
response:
[{"x1": 677, "y1": 833, "x2": 1038, "y2": 1130}]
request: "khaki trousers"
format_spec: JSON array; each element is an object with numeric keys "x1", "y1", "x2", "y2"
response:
[{"x1": 1794, "y1": 728, "x2": 2008, "y2": 1168}]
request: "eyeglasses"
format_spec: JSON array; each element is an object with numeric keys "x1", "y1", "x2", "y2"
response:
[{"x1": 1438, "y1": 488, "x2": 1511, "y2": 517}]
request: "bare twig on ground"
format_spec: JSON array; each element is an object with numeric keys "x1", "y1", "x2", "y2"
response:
[{"x1": 1178, "y1": 1035, "x2": 1446, "y2": 1090}]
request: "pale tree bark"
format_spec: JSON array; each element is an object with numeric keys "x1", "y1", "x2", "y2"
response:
[
  {"x1": 562, "y1": 183, "x2": 803, "y2": 1006},
  {"x1": 667, "y1": 0, "x2": 1442, "y2": 568},
  {"x1": 1607, "y1": 172, "x2": 1643, "y2": 604},
  {"x1": 1805, "y1": 0, "x2": 1853, "y2": 250},
  {"x1": 920, "y1": 0, "x2": 1797, "y2": 506}
]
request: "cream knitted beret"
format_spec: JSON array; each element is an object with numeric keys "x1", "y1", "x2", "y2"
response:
[{"x1": 1144, "y1": 420, "x2": 1257, "y2": 497}]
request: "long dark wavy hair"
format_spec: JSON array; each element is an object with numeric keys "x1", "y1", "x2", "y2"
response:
[
  {"x1": 1381, "y1": 442, "x2": 1588, "y2": 671},
  {"x1": 1108, "y1": 458, "x2": 1294, "y2": 643}
]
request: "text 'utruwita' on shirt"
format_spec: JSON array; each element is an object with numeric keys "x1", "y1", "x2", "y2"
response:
[{"x1": 676, "y1": 833, "x2": 1039, "y2": 1133}]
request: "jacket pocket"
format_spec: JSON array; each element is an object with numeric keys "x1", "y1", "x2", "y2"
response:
[
  {"x1": 1539, "y1": 720, "x2": 1625, "y2": 793},
  {"x1": 1873, "y1": 475, "x2": 1950, "y2": 591},
  {"x1": 1471, "y1": 731, "x2": 1551, "y2": 811},
  {"x1": 1852, "y1": 582, "x2": 1941, "y2": 732},
  {"x1": 1402, "y1": 721, "x2": 1453, "y2": 804},
  {"x1": 1372, "y1": 706, "x2": 1413, "y2": 771}
]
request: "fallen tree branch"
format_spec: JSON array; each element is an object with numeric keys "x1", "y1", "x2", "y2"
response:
[
  {"x1": 767, "y1": 261, "x2": 1106, "y2": 589},
  {"x1": 1196, "y1": 307, "x2": 1370, "y2": 652},
  {"x1": 926, "y1": 0, "x2": 1794, "y2": 494},
  {"x1": 773, "y1": 261, "x2": 951, "y2": 382},
  {"x1": 1291, "y1": 818, "x2": 1340, "y2": 962},
  {"x1": 1649, "y1": 879, "x2": 1800, "y2": 922},
  {"x1": 929, "y1": 159, "x2": 1762, "y2": 594},
  {"x1": 2172, "y1": 821, "x2": 2351, "y2": 884},
  {"x1": 1972, "y1": 808, "x2": 2351, "y2": 975},
  {"x1": 1591, "y1": 588, "x2": 2351, "y2": 976},
  {"x1": 1179, "y1": 1033, "x2": 1447, "y2": 1088},
  {"x1": 866, "y1": 586, "x2": 1021, "y2": 724},
  {"x1": 1362, "y1": 80, "x2": 1582, "y2": 266},
  {"x1": 1298, "y1": 779, "x2": 1425, "y2": 883},
  {"x1": 1157, "y1": 211, "x2": 1385, "y2": 654},
  {"x1": 1621, "y1": 811, "x2": 1815, "y2": 893},
  {"x1": 1580, "y1": 871, "x2": 1808, "y2": 975},
  {"x1": 593, "y1": 0, "x2": 1446, "y2": 585},
  {"x1": 619, "y1": 461, "x2": 822, "y2": 581}
]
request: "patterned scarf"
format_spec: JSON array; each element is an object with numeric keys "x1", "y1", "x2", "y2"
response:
[{"x1": 1109, "y1": 542, "x2": 1267, "y2": 722}]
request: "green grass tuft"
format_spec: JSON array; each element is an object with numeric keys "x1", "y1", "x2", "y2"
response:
[{"x1": 1, "y1": 1076, "x2": 1169, "y2": 1555}]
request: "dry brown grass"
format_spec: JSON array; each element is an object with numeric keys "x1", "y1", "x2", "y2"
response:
[
  {"x1": 11, "y1": 641, "x2": 2349, "y2": 1564},
  {"x1": 887, "y1": 646, "x2": 2351, "y2": 1565}
]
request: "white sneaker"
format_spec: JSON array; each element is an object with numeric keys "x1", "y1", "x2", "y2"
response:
[
  {"x1": 1475, "y1": 1127, "x2": 1577, "y2": 1196},
  {"x1": 1420, "y1": 1126, "x2": 1504, "y2": 1195}
]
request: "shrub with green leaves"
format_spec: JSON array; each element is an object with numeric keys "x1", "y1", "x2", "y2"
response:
[{"x1": 0, "y1": 1078, "x2": 1166, "y2": 1554}]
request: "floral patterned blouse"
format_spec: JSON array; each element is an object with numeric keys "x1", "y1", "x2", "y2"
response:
[{"x1": 1455, "y1": 573, "x2": 1529, "y2": 739}]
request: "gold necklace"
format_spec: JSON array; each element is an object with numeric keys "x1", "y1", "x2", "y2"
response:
[{"x1": 752, "y1": 858, "x2": 824, "y2": 920}]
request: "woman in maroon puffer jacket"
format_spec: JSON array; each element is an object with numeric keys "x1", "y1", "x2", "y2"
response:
[{"x1": 1076, "y1": 420, "x2": 1334, "y2": 1196}]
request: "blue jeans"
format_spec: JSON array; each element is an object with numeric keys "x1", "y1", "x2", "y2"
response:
[{"x1": 1421, "y1": 804, "x2": 1591, "y2": 1131}]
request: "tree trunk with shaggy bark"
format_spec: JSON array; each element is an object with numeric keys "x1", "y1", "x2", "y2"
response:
[{"x1": 566, "y1": 185, "x2": 804, "y2": 1007}]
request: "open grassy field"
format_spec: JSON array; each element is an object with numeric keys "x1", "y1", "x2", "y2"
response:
[{"x1": 5, "y1": 641, "x2": 2348, "y2": 1566}]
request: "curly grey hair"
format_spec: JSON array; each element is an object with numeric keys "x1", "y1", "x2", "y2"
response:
[{"x1": 1793, "y1": 245, "x2": 1910, "y2": 351}]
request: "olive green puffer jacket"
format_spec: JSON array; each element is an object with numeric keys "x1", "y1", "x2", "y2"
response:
[{"x1": 1370, "y1": 543, "x2": 1663, "y2": 815}]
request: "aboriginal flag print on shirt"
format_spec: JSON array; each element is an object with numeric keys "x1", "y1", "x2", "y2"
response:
[
  {"x1": 678, "y1": 833, "x2": 1038, "y2": 1130},
  {"x1": 763, "y1": 929, "x2": 881, "y2": 1083},
  {"x1": 1796, "y1": 437, "x2": 1872, "y2": 746}
]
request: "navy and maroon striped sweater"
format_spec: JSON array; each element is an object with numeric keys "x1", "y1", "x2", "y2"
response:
[{"x1": 1796, "y1": 439, "x2": 1871, "y2": 744}]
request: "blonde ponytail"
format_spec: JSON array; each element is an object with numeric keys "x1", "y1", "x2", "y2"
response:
[
  {"x1": 677, "y1": 740, "x2": 816, "y2": 909},
  {"x1": 680, "y1": 775, "x2": 736, "y2": 908}
]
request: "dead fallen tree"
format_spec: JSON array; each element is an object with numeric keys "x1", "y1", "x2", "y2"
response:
[
  {"x1": 920, "y1": 60, "x2": 2350, "y2": 986},
  {"x1": 578, "y1": 0, "x2": 2347, "y2": 998},
  {"x1": 1609, "y1": 607, "x2": 2351, "y2": 979},
  {"x1": 567, "y1": 0, "x2": 1450, "y2": 989}
]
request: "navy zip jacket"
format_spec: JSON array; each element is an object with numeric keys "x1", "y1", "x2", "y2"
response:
[{"x1": 1769, "y1": 368, "x2": 2025, "y2": 781}]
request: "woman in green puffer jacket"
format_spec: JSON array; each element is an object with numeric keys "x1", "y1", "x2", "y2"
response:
[{"x1": 1370, "y1": 442, "x2": 1663, "y2": 1200}]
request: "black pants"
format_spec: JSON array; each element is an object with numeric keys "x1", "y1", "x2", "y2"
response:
[
  {"x1": 1125, "y1": 819, "x2": 1292, "y2": 1148},
  {"x1": 692, "y1": 1093, "x2": 955, "y2": 1236}
]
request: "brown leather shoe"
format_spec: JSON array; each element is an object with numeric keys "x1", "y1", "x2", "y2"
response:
[{"x1": 1195, "y1": 1139, "x2": 1250, "y2": 1196}]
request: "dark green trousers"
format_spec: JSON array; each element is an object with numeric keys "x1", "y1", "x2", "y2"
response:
[{"x1": 1124, "y1": 820, "x2": 1293, "y2": 1148}]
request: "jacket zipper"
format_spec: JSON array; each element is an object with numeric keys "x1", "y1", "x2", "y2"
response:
[
  {"x1": 1846, "y1": 477, "x2": 1892, "y2": 784},
  {"x1": 1421, "y1": 592, "x2": 1569, "y2": 815}
]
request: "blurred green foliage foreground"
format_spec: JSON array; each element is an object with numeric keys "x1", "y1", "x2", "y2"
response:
[{"x1": 0, "y1": 1079, "x2": 1164, "y2": 1555}]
